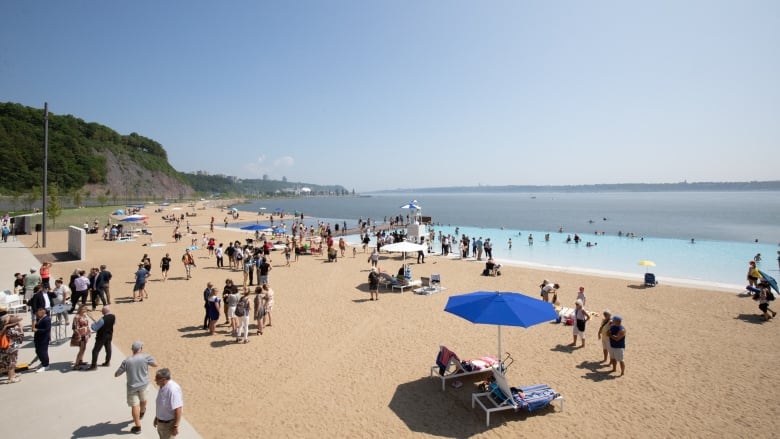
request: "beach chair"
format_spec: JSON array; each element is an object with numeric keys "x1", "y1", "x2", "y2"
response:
[
  {"x1": 431, "y1": 274, "x2": 441, "y2": 288},
  {"x1": 644, "y1": 273, "x2": 658, "y2": 287},
  {"x1": 378, "y1": 272, "x2": 397, "y2": 290},
  {"x1": 391, "y1": 277, "x2": 421, "y2": 293},
  {"x1": 472, "y1": 368, "x2": 563, "y2": 426},
  {"x1": 430, "y1": 345, "x2": 500, "y2": 391},
  {"x1": 0, "y1": 290, "x2": 27, "y2": 315}
]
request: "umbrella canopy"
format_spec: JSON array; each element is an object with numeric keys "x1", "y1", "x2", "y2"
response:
[
  {"x1": 240, "y1": 224, "x2": 272, "y2": 232},
  {"x1": 638, "y1": 260, "x2": 656, "y2": 273},
  {"x1": 399, "y1": 201, "x2": 421, "y2": 210},
  {"x1": 444, "y1": 291, "x2": 557, "y2": 360},
  {"x1": 382, "y1": 241, "x2": 425, "y2": 262},
  {"x1": 112, "y1": 209, "x2": 125, "y2": 216},
  {"x1": 272, "y1": 226, "x2": 286, "y2": 234},
  {"x1": 120, "y1": 214, "x2": 148, "y2": 222}
]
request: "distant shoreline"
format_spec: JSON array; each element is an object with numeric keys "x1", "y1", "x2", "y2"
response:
[{"x1": 368, "y1": 180, "x2": 780, "y2": 194}]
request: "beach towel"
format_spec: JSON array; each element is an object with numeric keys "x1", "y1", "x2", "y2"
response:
[
  {"x1": 510, "y1": 384, "x2": 559, "y2": 412},
  {"x1": 436, "y1": 346, "x2": 458, "y2": 375}
]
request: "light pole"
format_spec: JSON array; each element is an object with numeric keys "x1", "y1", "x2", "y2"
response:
[{"x1": 42, "y1": 102, "x2": 48, "y2": 248}]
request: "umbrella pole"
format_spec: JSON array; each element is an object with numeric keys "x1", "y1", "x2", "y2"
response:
[{"x1": 497, "y1": 325, "x2": 501, "y2": 364}]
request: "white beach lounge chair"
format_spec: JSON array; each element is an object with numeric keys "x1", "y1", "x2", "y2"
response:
[
  {"x1": 472, "y1": 368, "x2": 563, "y2": 426},
  {"x1": 430, "y1": 345, "x2": 499, "y2": 391}
]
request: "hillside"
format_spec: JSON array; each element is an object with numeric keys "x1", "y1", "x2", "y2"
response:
[
  {"x1": 0, "y1": 102, "x2": 194, "y2": 199},
  {"x1": 0, "y1": 102, "x2": 350, "y2": 201}
]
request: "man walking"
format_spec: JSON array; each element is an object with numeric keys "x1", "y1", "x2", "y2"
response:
[
  {"x1": 115, "y1": 341, "x2": 159, "y2": 435},
  {"x1": 154, "y1": 368, "x2": 184, "y2": 439},
  {"x1": 89, "y1": 306, "x2": 116, "y2": 370}
]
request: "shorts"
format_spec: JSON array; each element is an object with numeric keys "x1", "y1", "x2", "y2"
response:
[
  {"x1": 127, "y1": 384, "x2": 149, "y2": 406},
  {"x1": 228, "y1": 306, "x2": 236, "y2": 318},
  {"x1": 572, "y1": 323, "x2": 586, "y2": 338},
  {"x1": 609, "y1": 347, "x2": 625, "y2": 362},
  {"x1": 133, "y1": 282, "x2": 146, "y2": 292},
  {"x1": 759, "y1": 303, "x2": 769, "y2": 312}
]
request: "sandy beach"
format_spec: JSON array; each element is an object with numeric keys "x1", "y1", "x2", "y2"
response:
[{"x1": 13, "y1": 205, "x2": 780, "y2": 438}]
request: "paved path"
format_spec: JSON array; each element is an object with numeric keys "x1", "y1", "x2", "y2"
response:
[{"x1": 0, "y1": 240, "x2": 201, "y2": 438}]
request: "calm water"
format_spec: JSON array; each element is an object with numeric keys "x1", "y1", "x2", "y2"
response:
[{"x1": 236, "y1": 192, "x2": 780, "y2": 287}]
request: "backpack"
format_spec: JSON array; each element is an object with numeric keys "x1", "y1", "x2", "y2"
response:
[
  {"x1": 235, "y1": 297, "x2": 247, "y2": 317},
  {"x1": 767, "y1": 290, "x2": 776, "y2": 301}
]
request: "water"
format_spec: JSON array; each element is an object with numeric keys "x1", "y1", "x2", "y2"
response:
[{"x1": 234, "y1": 192, "x2": 780, "y2": 287}]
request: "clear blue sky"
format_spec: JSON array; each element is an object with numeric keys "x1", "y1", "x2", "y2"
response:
[{"x1": 2, "y1": 1, "x2": 778, "y2": 192}]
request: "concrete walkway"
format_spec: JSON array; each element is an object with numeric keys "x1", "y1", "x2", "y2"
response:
[{"x1": 0, "y1": 240, "x2": 201, "y2": 438}]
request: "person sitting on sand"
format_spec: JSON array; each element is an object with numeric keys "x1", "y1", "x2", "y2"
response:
[{"x1": 484, "y1": 258, "x2": 501, "y2": 276}]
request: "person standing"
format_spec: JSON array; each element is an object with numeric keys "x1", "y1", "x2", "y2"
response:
[
  {"x1": 747, "y1": 261, "x2": 761, "y2": 288},
  {"x1": 253, "y1": 286, "x2": 265, "y2": 335},
  {"x1": 0, "y1": 308, "x2": 24, "y2": 383},
  {"x1": 72, "y1": 305, "x2": 91, "y2": 370},
  {"x1": 597, "y1": 310, "x2": 613, "y2": 363},
  {"x1": 153, "y1": 368, "x2": 184, "y2": 439},
  {"x1": 215, "y1": 243, "x2": 224, "y2": 268},
  {"x1": 608, "y1": 315, "x2": 627, "y2": 376},
  {"x1": 206, "y1": 287, "x2": 222, "y2": 335},
  {"x1": 115, "y1": 341, "x2": 159, "y2": 435},
  {"x1": 133, "y1": 263, "x2": 149, "y2": 303},
  {"x1": 40, "y1": 261, "x2": 52, "y2": 289},
  {"x1": 182, "y1": 249, "x2": 195, "y2": 280},
  {"x1": 576, "y1": 286, "x2": 587, "y2": 306},
  {"x1": 96, "y1": 264, "x2": 112, "y2": 305},
  {"x1": 258, "y1": 257, "x2": 271, "y2": 285},
  {"x1": 70, "y1": 269, "x2": 90, "y2": 312},
  {"x1": 51, "y1": 278, "x2": 71, "y2": 326},
  {"x1": 202, "y1": 282, "x2": 213, "y2": 330},
  {"x1": 24, "y1": 266, "x2": 42, "y2": 303},
  {"x1": 160, "y1": 254, "x2": 171, "y2": 282},
  {"x1": 368, "y1": 267, "x2": 379, "y2": 301},
  {"x1": 235, "y1": 289, "x2": 251, "y2": 344},
  {"x1": 368, "y1": 249, "x2": 379, "y2": 268},
  {"x1": 484, "y1": 238, "x2": 493, "y2": 259},
  {"x1": 262, "y1": 283, "x2": 274, "y2": 327},
  {"x1": 569, "y1": 299, "x2": 590, "y2": 348},
  {"x1": 32, "y1": 307, "x2": 51, "y2": 373},
  {"x1": 88, "y1": 306, "x2": 116, "y2": 370}
]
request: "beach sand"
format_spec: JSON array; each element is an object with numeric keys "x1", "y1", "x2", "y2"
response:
[{"x1": 17, "y1": 206, "x2": 780, "y2": 438}]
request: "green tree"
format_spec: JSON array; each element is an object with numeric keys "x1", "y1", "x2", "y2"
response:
[
  {"x1": 47, "y1": 184, "x2": 62, "y2": 226},
  {"x1": 24, "y1": 186, "x2": 41, "y2": 210},
  {"x1": 97, "y1": 193, "x2": 108, "y2": 207},
  {"x1": 71, "y1": 190, "x2": 82, "y2": 208}
]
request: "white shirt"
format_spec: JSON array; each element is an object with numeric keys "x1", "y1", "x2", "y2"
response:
[{"x1": 155, "y1": 379, "x2": 183, "y2": 421}]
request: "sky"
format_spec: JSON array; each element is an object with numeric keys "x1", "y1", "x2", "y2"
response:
[{"x1": 1, "y1": 1, "x2": 778, "y2": 192}]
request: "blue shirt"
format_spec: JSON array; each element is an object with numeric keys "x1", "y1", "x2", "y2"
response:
[{"x1": 609, "y1": 324, "x2": 626, "y2": 349}]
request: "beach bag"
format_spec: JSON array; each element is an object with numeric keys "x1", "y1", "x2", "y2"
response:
[
  {"x1": 70, "y1": 332, "x2": 81, "y2": 347},
  {"x1": 767, "y1": 290, "x2": 776, "y2": 301},
  {"x1": 0, "y1": 332, "x2": 9, "y2": 350},
  {"x1": 235, "y1": 298, "x2": 247, "y2": 317},
  {"x1": 576, "y1": 319, "x2": 586, "y2": 332}
]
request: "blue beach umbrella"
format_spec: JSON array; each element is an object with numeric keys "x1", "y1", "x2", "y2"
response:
[
  {"x1": 120, "y1": 214, "x2": 148, "y2": 222},
  {"x1": 272, "y1": 226, "x2": 286, "y2": 234},
  {"x1": 444, "y1": 291, "x2": 557, "y2": 360},
  {"x1": 759, "y1": 270, "x2": 779, "y2": 294},
  {"x1": 399, "y1": 201, "x2": 421, "y2": 210},
  {"x1": 240, "y1": 224, "x2": 272, "y2": 232}
]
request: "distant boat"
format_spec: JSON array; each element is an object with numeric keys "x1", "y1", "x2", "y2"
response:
[{"x1": 531, "y1": 196, "x2": 536, "y2": 199}]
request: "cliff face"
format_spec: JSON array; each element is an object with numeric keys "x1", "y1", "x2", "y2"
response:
[{"x1": 81, "y1": 149, "x2": 194, "y2": 200}]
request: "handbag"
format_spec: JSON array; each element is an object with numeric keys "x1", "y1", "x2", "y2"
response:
[
  {"x1": 70, "y1": 332, "x2": 82, "y2": 347},
  {"x1": 0, "y1": 332, "x2": 10, "y2": 350}
]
